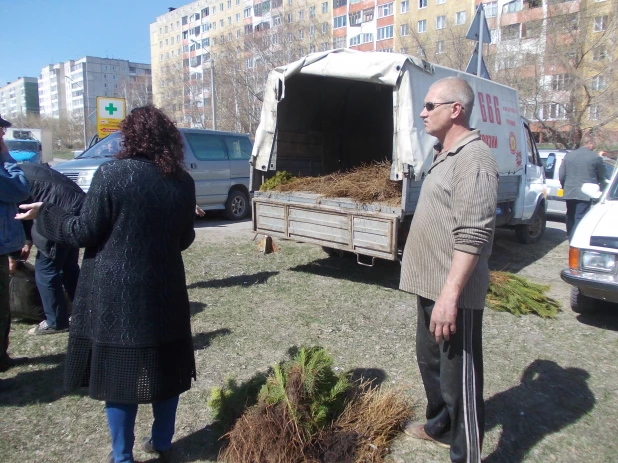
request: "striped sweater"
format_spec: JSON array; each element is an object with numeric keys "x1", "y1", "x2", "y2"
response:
[{"x1": 399, "y1": 129, "x2": 499, "y2": 310}]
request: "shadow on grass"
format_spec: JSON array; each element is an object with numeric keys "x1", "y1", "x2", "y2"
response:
[
  {"x1": 0, "y1": 353, "x2": 80, "y2": 406},
  {"x1": 187, "y1": 271, "x2": 278, "y2": 289},
  {"x1": 290, "y1": 257, "x2": 401, "y2": 289},
  {"x1": 193, "y1": 328, "x2": 232, "y2": 350},
  {"x1": 484, "y1": 359, "x2": 595, "y2": 463},
  {"x1": 490, "y1": 226, "x2": 567, "y2": 274},
  {"x1": 142, "y1": 424, "x2": 223, "y2": 463},
  {"x1": 576, "y1": 308, "x2": 618, "y2": 332},
  {"x1": 189, "y1": 301, "x2": 207, "y2": 316}
]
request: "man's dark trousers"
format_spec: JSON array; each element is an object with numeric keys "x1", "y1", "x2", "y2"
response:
[
  {"x1": 417, "y1": 296, "x2": 484, "y2": 463},
  {"x1": 566, "y1": 199, "x2": 591, "y2": 239},
  {"x1": 0, "y1": 255, "x2": 11, "y2": 362},
  {"x1": 34, "y1": 245, "x2": 79, "y2": 330}
]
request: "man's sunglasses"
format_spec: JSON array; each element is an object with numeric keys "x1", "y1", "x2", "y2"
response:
[{"x1": 423, "y1": 101, "x2": 458, "y2": 111}]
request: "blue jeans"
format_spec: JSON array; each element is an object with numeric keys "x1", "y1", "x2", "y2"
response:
[
  {"x1": 35, "y1": 245, "x2": 80, "y2": 330},
  {"x1": 105, "y1": 395, "x2": 179, "y2": 463},
  {"x1": 566, "y1": 199, "x2": 591, "y2": 240}
]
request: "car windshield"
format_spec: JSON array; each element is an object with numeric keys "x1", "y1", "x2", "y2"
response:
[
  {"x1": 607, "y1": 170, "x2": 618, "y2": 200},
  {"x1": 6, "y1": 140, "x2": 38, "y2": 151},
  {"x1": 77, "y1": 132, "x2": 122, "y2": 159}
]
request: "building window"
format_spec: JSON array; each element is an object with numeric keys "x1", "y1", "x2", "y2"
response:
[
  {"x1": 588, "y1": 105, "x2": 600, "y2": 120},
  {"x1": 288, "y1": 13, "x2": 293, "y2": 22},
  {"x1": 501, "y1": 23, "x2": 521, "y2": 40},
  {"x1": 171, "y1": 37, "x2": 174, "y2": 44},
  {"x1": 228, "y1": 32, "x2": 232, "y2": 40},
  {"x1": 593, "y1": 15, "x2": 608, "y2": 32},
  {"x1": 419, "y1": 0, "x2": 427, "y2": 8},
  {"x1": 322, "y1": 2, "x2": 328, "y2": 13},
  {"x1": 593, "y1": 47, "x2": 607, "y2": 61},
  {"x1": 436, "y1": 15, "x2": 445, "y2": 30},
  {"x1": 333, "y1": 35, "x2": 347, "y2": 48},
  {"x1": 400, "y1": 24, "x2": 409, "y2": 36},
  {"x1": 227, "y1": 0, "x2": 231, "y2": 7},
  {"x1": 418, "y1": 19, "x2": 427, "y2": 33},
  {"x1": 299, "y1": 29, "x2": 305, "y2": 39},
  {"x1": 437, "y1": 0, "x2": 445, "y2": 4},
  {"x1": 299, "y1": 10, "x2": 304, "y2": 19},
  {"x1": 363, "y1": 8, "x2": 373, "y2": 21},
  {"x1": 544, "y1": 103, "x2": 569, "y2": 120},
  {"x1": 350, "y1": 11, "x2": 361, "y2": 25},
  {"x1": 377, "y1": 25, "x2": 394, "y2": 40},
  {"x1": 220, "y1": 19, "x2": 224, "y2": 27},
  {"x1": 310, "y1": 24, "x2": 316, "y2": 35},
  {"x1": 160, "y1": 41, "x2": 163, "y2": 48},
  {"x1": 400, "y1": 47, "x2": 408, "y2": 53},
  {"x1": 322, "y1": 22, "x2": 328, "y2": 33},
  {"x1": 378, "y1": 3, "x2": 393, "y2": 17},
  {"x1": 236, "y1": 13, "x2": 240, "y2": 22},
  {"x1": 334, "y1": 15, "x2": 347, "y2": 28},
  {"x1": 246, "y1": 58, "x2": 254, "y2": 69},
  {"x1": 310, "y1": 44, "x2": 316, "y2": 53},
  {"x1": 273, "y1": 33, "x2": 280, "y2": 44},
  {"x1": 401, "y1": 0, "x2": 409, "y2": 13},
  {"x1": 502, "y1": 0, "x2": 522, "y2": 14},
  {"x1": 455, "y1": 11, "x2": 466, "y2": 25},
  {"x1": 591, "y1": 75, "x2": 606, "y2": 90},
  {"x1": 228, "y1": 16, "x2": 232, "y2": 25},
  {"x1": 551, "y1": 74, "x2": 572, "y2": 90},
  {"x1": 236, "y1": 29, "x2": 241, "y2": 38},
  {"x1": 310, "y1": 5, "x2": 316, "y2": 17},
  {"x1": 484, "y1": 1, "x2": 497, "y2": 17},
  {"x1": 435, "y1": 40, "x2": 445, "y2": 54},
  {"x1": 243, "y1": 7, "x2": 252, "y2": 17}
]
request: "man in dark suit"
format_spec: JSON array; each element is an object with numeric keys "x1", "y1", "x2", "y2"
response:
[{"x1": 559, "y1": 134, "x2": 606, "y2": 239}]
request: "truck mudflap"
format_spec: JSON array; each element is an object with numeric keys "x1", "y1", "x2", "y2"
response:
[{"x1": 253, "y1": 198, "x2": 400, "y2": 261}]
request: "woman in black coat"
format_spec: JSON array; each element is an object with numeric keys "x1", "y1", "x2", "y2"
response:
[{"x1": 17, "y1": 106, "x2": 196, "y2": 463}]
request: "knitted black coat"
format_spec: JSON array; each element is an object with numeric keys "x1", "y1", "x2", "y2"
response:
[{"x1": 36, "y1": 158, "x2": 196, "y2": 403}]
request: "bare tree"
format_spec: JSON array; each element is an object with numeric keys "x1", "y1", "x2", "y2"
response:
[{"x1": 117, "y1": 75, "x2": 153, "y2": 111}]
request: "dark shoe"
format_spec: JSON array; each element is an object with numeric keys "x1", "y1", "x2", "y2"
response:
[
  {"x1": 28, "y1": 320, "x2": 69, "y2": 335},
  {"x1": 403, "y1": 421, "x2": 451, "y2": 449},
  {"x1": 0, "y1": 354, "x2": 29, "y2": 372},
  {"x1": 142, "y1": 437, "x2": 172, "y2": 462},
  {"x1": 0, "y1": 378, "x2": 17, "y2": 393}
]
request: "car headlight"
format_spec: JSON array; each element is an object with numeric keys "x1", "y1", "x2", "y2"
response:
[
  {"x1": 76, "y1": 170, "x2": 95, "y2": 186},
  {"x1": 581, "y1": 250, "x2": 617, "y2": 273}
]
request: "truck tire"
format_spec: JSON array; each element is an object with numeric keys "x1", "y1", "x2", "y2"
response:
[
  {"x1": 570, "y1": 287, "x2": 598, "y2": 314},
  {"x1": 224, "y1": 189, "x2": 250, "y2": 221},
  {"x1": 515, "y1": 203, "x2": 546, "y2": 244}
]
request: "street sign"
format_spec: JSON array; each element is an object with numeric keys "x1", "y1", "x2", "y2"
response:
[
  {"x1": 466, "y1": 4, "x2": 492, "y2": 44},
  {"x1": 465, "y1": 43, "x2": 491, "y2": 80},
  {"x1": 96, "y1": 97, "x2": 126, "y2": 139}
]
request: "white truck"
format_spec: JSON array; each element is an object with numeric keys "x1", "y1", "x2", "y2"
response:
[
  {"x1": 3, "y1": 127, "x2": 53, "y2": 164},
  {"x1": 250, "y1": 50, "x2": 547, "y2": 265}
]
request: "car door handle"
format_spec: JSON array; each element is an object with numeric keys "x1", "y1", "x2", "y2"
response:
[{"x1": 190, "y1": 163, "x2": 197, "y2": 169}]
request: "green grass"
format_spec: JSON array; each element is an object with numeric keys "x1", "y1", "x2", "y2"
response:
[
  {"x1": 1, "y1": 232, "x2": 617, "y2": 462},
  {"x1": 52, "y1": 149, "x2": 77, "y2": 160}
]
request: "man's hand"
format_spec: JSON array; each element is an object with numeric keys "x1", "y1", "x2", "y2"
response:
[
  {"x1": 429, "y1": 295, "x2": 458, "y2": 343},
  {"x1": 15, "y1": 202, "x2": 43, "y2": 221},
  {"x1": 19, "y1": 240, "x2": 33, "y2": 262}
]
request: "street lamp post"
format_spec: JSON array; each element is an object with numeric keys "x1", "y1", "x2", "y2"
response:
[{"x1": 190, "y1": 39, "x2": 216, "y2": 130}]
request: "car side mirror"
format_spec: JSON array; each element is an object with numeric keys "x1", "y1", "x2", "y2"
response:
[
  {"x1": 581, "y1": 183, "x2": 602, "y2": 199},
  {"x1": 545, "y1": 153, "x2": 556, "y2": 173}
]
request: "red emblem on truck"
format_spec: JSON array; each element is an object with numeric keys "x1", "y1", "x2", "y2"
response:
[{"x1": 509, "y1": 132, "x2": 517, "y2": 154}]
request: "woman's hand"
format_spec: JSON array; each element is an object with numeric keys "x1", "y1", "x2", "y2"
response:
[{"x1": 15, "y1": 202, "x2": 43, "y2": 220}]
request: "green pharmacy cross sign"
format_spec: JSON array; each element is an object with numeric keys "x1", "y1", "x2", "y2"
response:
[{"x1": 104, "y1": 103, "x2": 118, "y2": 115}]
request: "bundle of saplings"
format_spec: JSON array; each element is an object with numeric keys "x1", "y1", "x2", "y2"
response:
[
  {"x1": 487, "y1": 271, "x2": 560, "y2": 318},
  {"x1": 260, "y1": 161, "x2": 402, "y2": 206},
  {"x1": 210, "y1": 346, "x2": 413, "y2": 463}
]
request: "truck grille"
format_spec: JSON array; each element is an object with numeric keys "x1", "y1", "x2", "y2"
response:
[{"x1": 60, "y1": 171, "x2": 79, "y2": 183}]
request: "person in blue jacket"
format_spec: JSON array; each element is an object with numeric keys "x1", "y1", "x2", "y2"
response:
[{"x1": 0, "y1": 114, "x2": 30, "y2": 376}]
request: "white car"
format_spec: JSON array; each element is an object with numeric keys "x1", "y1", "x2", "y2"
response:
[
  {"x1": 540, "y1": 149, "x2": 615, "y2": 217},
  {"x1": 561, "y1": 167, "x2": 618, "y2": 313}
]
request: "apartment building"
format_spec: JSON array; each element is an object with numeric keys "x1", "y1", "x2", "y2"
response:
[
  {"x1": 38, "y1": 57, "x2": 152, "y2": 123},
  {"x1": 0, "y1": 77, "x2": 40, "y2": 121}
]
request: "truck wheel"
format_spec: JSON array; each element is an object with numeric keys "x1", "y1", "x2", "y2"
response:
[
  {"x1": 515, "y1": 204, "x2": 546, "y2": 244},
  {"x1": 570, "y1": 287, "x2": 598, "y2": 314},
  {"x1": 224, "y1": 189, "x2": 249, "y2": 221}
]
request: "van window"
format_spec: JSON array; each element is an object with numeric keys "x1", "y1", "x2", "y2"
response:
[
  {"x1": 185, "y1": 133, "x2": 227, "y2": 160},
  {"x1": 224, "y1": 136, "x2": 252, "y2": 160}
]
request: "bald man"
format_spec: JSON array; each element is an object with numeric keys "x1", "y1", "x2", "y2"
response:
[{"x1": 400, "y1": 77, "x2": 498, "y2": 463}]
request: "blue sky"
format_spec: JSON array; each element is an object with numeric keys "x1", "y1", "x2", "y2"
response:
[{"x1": 0, "y1": 0, "x2": 176, "y2": 86}]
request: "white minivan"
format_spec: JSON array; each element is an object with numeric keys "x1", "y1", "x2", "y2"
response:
[{"x1": 54, "y1": 129, "x2": 252, "y2": 220}]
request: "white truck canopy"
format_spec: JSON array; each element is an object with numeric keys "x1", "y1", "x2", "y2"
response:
[{"x1": 252, "y1": 49, "x2": 526, "y2": 181}]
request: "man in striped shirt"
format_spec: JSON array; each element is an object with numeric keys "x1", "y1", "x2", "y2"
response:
[{"x1": 400, "y1": 77, "x2": 498, "y2": 463}]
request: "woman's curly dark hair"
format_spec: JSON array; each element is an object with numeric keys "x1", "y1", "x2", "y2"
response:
[{"x1": 116, "y1": 105, "x2": 185, "y2": 176}]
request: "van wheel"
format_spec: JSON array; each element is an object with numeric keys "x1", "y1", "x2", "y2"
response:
[
  {"x1": 225, "y1": 189, "x2": 249, "y2": 221},
  {"x1": 515, "y1": 204, "x2": 546, "y2": 244},
  {"x1": 570, "y1": 287, "x2": 598, "y2": 313}
]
